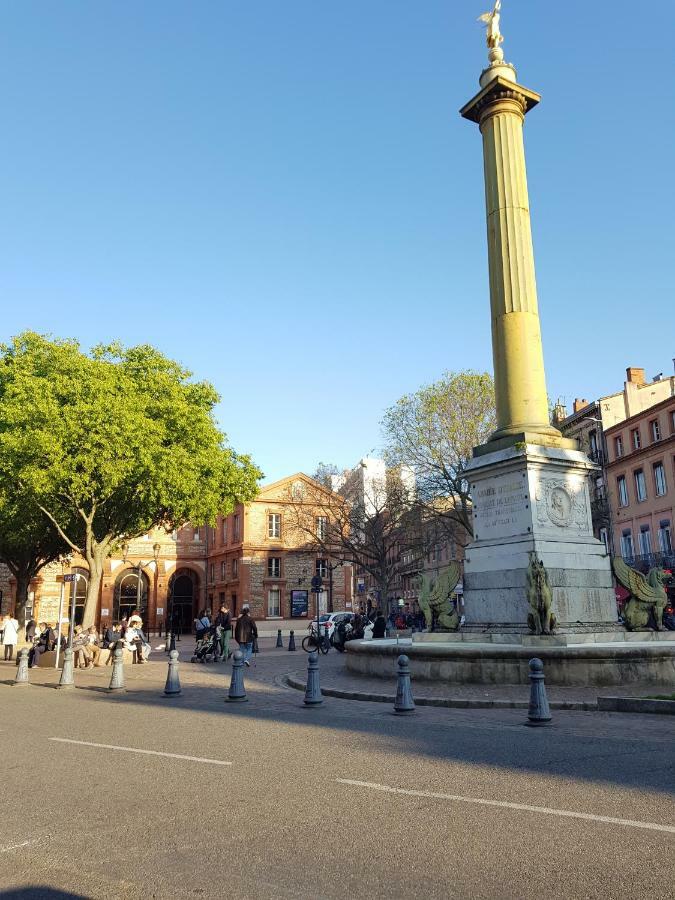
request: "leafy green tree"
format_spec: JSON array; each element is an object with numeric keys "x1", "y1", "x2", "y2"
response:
[
  {"x1": 0, "y1": 492, "x2": 70, "y2": 629},
  {"x1": 381, "y1": 370, "x2": 496, "y2": 536},
  {"x1": 0, "y1": 332, "x2": 261, "y2": 626}
]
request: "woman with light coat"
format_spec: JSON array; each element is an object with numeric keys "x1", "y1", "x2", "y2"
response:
[{"x1": 1, "y1": 614, "x2": 20, "y2": 661}]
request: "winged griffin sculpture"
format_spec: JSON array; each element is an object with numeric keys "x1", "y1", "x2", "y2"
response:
[
  {"x1": 526, "y1": 552, "x2": 556, "y2": 635},
  {"x1": 418, "y1": 562, "x2": 462, "y2": 631},
  {"x1": 612, "y1": 558, "x2": 670, "y2": 631}
]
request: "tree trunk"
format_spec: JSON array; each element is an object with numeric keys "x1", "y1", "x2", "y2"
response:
[
  {"x1": 13, "y1": 572, "x2": 31, "y2": 632},
  {"x1": 377, "y1": 578, "x2": 390, "y2": 617},
  {"x1": 81, "y1": 554, "x2": 104, "y2": 629}
]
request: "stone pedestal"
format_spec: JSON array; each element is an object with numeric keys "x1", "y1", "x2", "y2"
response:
[{"x1": 463, "y1": 443, "x2": 617, "y2": 632}]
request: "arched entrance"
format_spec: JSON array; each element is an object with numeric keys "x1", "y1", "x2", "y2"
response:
[
  {"x1": 113, "y1": 569, "x2": 150, "y2": 624},
  {"x1": 168, "y1": 568, "x2": 199, "y2": 634}
]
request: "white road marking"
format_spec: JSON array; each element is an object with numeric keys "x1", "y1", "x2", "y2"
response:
[
  {"x1": 0, "y1": 839, "x2": 41, "y2": 853},
  {"x1": 49, "y1": 737, "x2": 232, "y2": 766},
  {"x1": 337, "y1": 779, "x2": 675, "y2": 835}
]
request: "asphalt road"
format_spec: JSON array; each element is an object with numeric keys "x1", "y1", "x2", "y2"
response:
[{"x1": 0, "y1": 646, "x2": 673, "y2": 899}]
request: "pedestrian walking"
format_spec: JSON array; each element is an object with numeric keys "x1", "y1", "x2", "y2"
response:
[
  {"x1": 214, "y1": 603, "x2": 232, "y2": 661},
  {"x1": 234, "y1": 605, "x2": 257, "y2": 667},
  {"x1": 1, "y1": 614, "x2": 19, "y2": 661}
]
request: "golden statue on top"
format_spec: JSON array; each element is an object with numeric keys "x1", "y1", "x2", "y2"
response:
[{"x1": 478, "y1": 0, "x2": 504, "y2": 50}]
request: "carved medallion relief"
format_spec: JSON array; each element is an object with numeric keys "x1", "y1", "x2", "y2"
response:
[{"x1": 535, "y1": 478, "x2": 589, "y2": 531}]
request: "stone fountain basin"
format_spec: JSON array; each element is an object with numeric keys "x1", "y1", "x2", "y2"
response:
[{"x1": 345, "y1": 638, "x2": 675, "y2": 687}]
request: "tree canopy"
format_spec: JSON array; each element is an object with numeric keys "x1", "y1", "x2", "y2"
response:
[
  {"x1": 0, "y1": 488, "x2": 71, "y2": 628},
  {"x1": 381, "y1": 370, "x2": 496, "y2": 536},
  {"x1": 0, "y1": 332, "x2": 262, "y2": 625}
]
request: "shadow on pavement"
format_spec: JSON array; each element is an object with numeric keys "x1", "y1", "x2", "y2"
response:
[
  {"x1": 4, "y1": 650, "x2": 675, "y2": 800},
  {"x1": 0, "y1": 889, "x2": 89, "y2": 899},
  {"x1": 61, "y1": 670, "x2": 675, "y2": 800}
]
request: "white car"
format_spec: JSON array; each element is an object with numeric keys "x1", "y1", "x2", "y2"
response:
[{"x1": 309, "y1": 612, "x2": 353, "y2": 639}]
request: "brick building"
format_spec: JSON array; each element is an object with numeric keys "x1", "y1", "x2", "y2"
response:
[
  {"x1": 204, "y1": 473, "x2": 353, "y2": 622},
  {"x1": 556, "y1": 366, "x2": 675, "y2": 554},
  {"x1": 605, "y1": 394, "x2": 675, "y2": 574},
  {"x1": 3, "y1": 473, "x2": 352, "y2": 631}
]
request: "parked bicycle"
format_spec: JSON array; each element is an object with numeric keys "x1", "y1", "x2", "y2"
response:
[{"x1": 302, "y1": 623, "x2": 331, "y2": 654}]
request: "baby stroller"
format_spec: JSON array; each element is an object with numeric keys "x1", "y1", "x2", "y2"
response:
[{"x1": 191, "y1": 628, "x2": 218, "y2": 664}]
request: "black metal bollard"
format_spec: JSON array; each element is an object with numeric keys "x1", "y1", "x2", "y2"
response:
[
  {"x1": 107, "y1": 648, "x2": 126, "y2": 693},
  {"x1": 526, "y1": 658, "x2": 552, "y2": 726},
  {"x1": 288, "y1": 630, "x2": 296, "y2": 651},
  {"x1": 14, "y1": 648, "x2": 30, "y2": 686},
  {"x1": 303, "y1": 651, "x2": 323, "y2": 706},
  {"x1": 393, "y1": 654, "x2": 415, "y2": 714},
  {"x1": 226, "y1": 650, "x2": 247, "y2": 702},
  {"x1": 56, "y1": 648, "x2": 75, "y2": 690},
  {"x1": 164, "y1": 649, "x2": 181, "y2": 696},
  {"x1": 276, "y1": 629, "x2": 283, "y2": 649}
]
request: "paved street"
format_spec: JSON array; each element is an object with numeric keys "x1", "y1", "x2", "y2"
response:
[{"x1": 0, "y1": 644, "x2": 673, "y2": 900}]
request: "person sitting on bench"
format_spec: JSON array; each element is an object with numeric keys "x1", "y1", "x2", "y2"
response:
[{"x1": 28, "y1": 623, "x2": 56, "y2": 668}]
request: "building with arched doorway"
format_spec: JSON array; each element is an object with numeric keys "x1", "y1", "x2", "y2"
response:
[
  {"x1": 167, "y1": 568, "x2": 201, "y2": 634},
  {"x1": 8, "y1": 472, "x2": 353, "y2": 631}
]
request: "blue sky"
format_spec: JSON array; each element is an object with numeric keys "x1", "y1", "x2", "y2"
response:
[{"x1": 1, "y1": 2, "x2": 672, "y2": 483}]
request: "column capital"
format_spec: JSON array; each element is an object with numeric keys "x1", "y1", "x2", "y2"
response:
[{"x1": 460, "y1": 76, "x2": 540, "y2": 125}]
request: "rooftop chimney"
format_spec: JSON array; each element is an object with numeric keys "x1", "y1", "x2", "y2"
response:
[
  {"x1": 626, "y1": 367, "x2": 646, "y2": 386},
  {"x1": 573, "y1": 398, "x2": 589, "y2": 413}
]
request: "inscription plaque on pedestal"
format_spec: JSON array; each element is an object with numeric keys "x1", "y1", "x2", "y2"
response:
[{"x1": 473, "y1": 471, "x2": 529, "y2": 541}]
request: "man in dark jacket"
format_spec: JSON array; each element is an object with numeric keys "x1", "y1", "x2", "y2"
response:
[
  {"x1": 28, "y1": 623, "x2": 55, "y2": 668},
  {"x1": 372, "y1": 611, "x2": 387, "y2": 639},
  {"x1": 234, "y1": 605, "x2": 257, "y2": 666},
  {"x1": 214, "y1": 603, "x2": 232, "y2": 661}
]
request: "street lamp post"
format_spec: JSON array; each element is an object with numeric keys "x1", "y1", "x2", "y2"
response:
[
  {"x1": 54, "y1": 557, "x2": 71, "y2": 668},
  {"x1": 152, "y1": 543, "x2": 161, "y2": 635},
  {"x1": 66, "y1": 572, "x2": 78, "y2": 650}
]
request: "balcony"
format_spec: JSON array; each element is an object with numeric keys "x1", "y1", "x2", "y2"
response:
[{"x1": 618, "y1": 552, "x2": 675, "y2": 574}]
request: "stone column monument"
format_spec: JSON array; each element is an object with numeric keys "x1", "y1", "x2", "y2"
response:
[{"x1": 459, "y1": 5, "x2": 617, "y2": 634}]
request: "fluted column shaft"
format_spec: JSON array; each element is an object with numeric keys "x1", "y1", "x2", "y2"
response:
[{"x1": 479, "y1": 92, "x2": 550, "y2": 437}]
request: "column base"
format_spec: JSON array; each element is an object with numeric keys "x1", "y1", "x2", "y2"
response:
[{"x1": 474, "y1": 430, "x2": 578, "y2": 458}]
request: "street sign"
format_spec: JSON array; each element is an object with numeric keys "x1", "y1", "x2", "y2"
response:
[
  {"x1": 63, "y1": 574, "x2": 76, "y2": 583},
  {"x1": 311, "y1": 575, "x2": 323, "y2": 591}
]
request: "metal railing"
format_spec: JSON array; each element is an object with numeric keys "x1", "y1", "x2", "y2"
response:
[{"x1": 618, "y1": 552, "x2": 675, "y2": 573}]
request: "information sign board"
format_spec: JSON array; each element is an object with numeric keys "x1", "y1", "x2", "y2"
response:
[{"x1": 290, "y1": 590, "x2": 309, "y2": 618}]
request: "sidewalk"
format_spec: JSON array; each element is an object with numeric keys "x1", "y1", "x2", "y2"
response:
[
  {"x1": 4, "y1": 640, "x2": 672, "y2": 712},
  {"x1": 282, "y1": 651, "x2": 675, "y2": 711}
]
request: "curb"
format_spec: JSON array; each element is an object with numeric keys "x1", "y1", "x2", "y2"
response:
[
  {"x1": 283, "y1": 675, "x2": 596, "y2": 711},
  {"x1": 597, "y1": 697, "x2": 675, "y2": 715}
]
